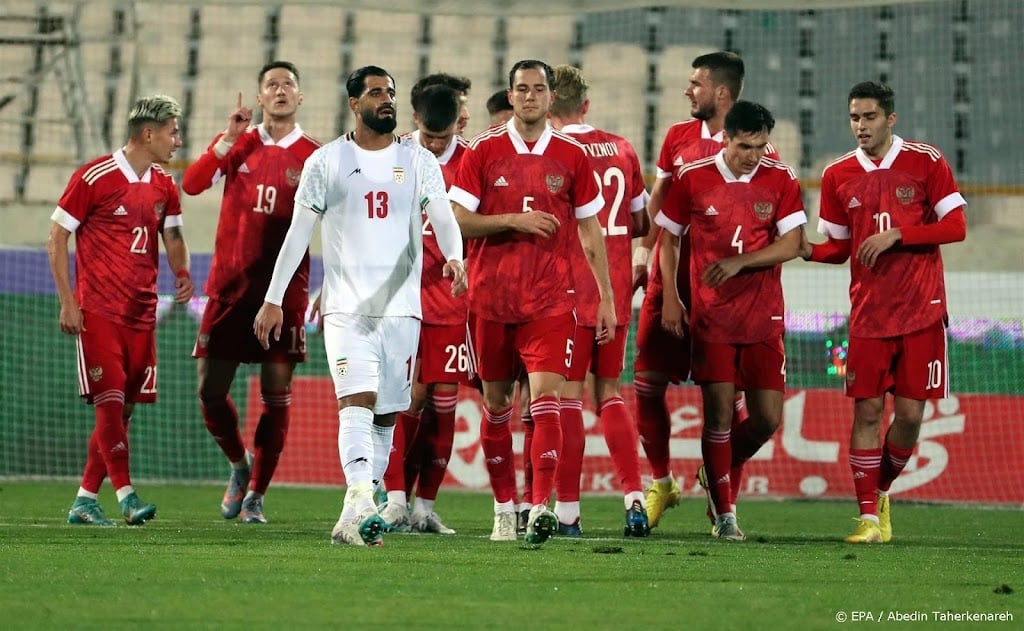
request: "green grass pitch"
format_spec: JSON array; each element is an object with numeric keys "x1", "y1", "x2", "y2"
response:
[{"x1": 0, "y1": 481, "x2": 1018, "y2": 630}]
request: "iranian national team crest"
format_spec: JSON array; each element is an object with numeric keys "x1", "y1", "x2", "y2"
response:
[
  {"x1": 285, "y1": 167, "x2": 302, "y2": 187},
  {"x1": 545, "y1": 174, "x2": 564, "y2": 193},
  {"x1": 335, "y1": 358, "x2": 348, "y2": 378},
  {"x1": 393, "y1": 167, "x2": 405, "y2": 184},
  {"x1": 895, "y1": 186, "x2": 915, "y2": 205},
  {"x1": 753, "y1": 201, "x2": 773, "y2": 221},
  {"x1": 88, "y1": 366, "x2": 103, "y2": 382}
]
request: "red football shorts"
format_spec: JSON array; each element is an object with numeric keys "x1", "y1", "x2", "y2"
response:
[
  {"x1": 567, "y1": 324, "x2": 629, "y2": 381},
  {"x1": 845, "y1": 319, "x2": 948, "y2": 400},
  {"x1": 418, "y1": 322, "x2": 473, "y2": 385},
  {"x1": 77, "y1": 311, "x2": 158, "y2": 404},
  {"x1": 193, "y1": 298, "x2": 307, "y2": 364},
  {"x1": 633, "y1": 292, "x2": 691, "y2": 383},
  {"x1": 691, "y1": 334, "x2": 787, "y2": 392},
  {"x1": 469, "y1": 311, "x2": 576, "y2": 382}
]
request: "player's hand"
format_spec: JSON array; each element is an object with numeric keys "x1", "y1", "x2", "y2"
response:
[
  {"x1": 798, "y1": 230, "x2": 813, "y2": 260},
  {"x1": 512, "y1": 211, "x2": 560, "y2": 237},
  {"x1": 253, "y1": 302, "x2": 284, "y2": 350},
  {"x1": 224, "y1": 92, "x2": 253, "y2": 142},
  {"x1": 174, "y1": 274, "x2": 194, "y2": 304},
  {"x1": 309, "y1": 292, "x2": 324, "y2": 333},
  {"x1": 857, "y1": 229, "x2": 901, "y2": 267},
  {"x1": 58, "y1": 301, "x2": 84, "y2": 335},
  {"x1": 632, "y1": 264, "x2": 648, "y2": 294},
  {"x1": 443, "y1": 259, "x2": 468, "y2": 297},
  {"x1": 595, "y1": 298, "x2": 617, "y2": 345},
  {"x1": 702, "y1": 257, "x2": 744, "y2": 288},
  {"x1": 660, "y1": 298, "x2": 687, "y2": 339}
]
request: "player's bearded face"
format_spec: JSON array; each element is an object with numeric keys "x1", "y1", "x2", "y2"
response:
[
  {"x1": 363, "y1": 102, "x2": 398, "y2": 134},
  {"x1": 686, "y1": 68, "x2": 717, "y2": 121}
]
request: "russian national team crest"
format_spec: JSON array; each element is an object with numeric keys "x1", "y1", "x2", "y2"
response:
[
  {"x1": 753, "y1": 201, "x2": 773, "y2": 221},
  {"x1": 336, "y1": 358, "x2": 348, "y2": 378},
  {"x1": 198, "y1": 334, "x2": 210, "y2": 349},
  {"x1": 88, "y1": 366, "x2": 103, "y2": 382},
  {"x1": 545, "y1": 174, "x2": 564, "y2": 193},
  {"x1": 393, "y1": 167, "x2": 405, "y2": 184},
  {"x1": 154, "y1": 201, "x2": 166, "y2": 221},
  {"x1": 285, "y1": 168, "x2": 302, "y2": 186},
  {"x1": 895, "y1": 186, "x2": 915, "y2": 204}
]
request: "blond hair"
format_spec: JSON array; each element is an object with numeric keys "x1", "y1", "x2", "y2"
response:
[
  {"x1": 550, "y1": 64, "x2": 588, "y2": 117},
  {"x1": 127, "y1": 94, "x2": 182, "y2": 137}
]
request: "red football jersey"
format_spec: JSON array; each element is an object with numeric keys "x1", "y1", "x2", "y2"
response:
[
  {"x1": 183, "y1": 126, "x2": 320, "y2": 310},
  {"x1": 413, "y1": 132, "x2": 469, "y2": 325},
  {"x1": 660, "y1": 152, "x2": 806, "y2": 344},
  {"x1": 450, "y1": 122, "x2": 602, "y2": 323},
  {"x1": 649, "y1": 119, "x2": 780, "y2": 305},
  {"x1": 53, "y1": 149, "x2": 182, "y2": 330},
  {"x1": 818, "y1": 136, "x2": 966, "y2": 338},
  {"x1": 562, "y1": 124, "x2": 648, "y2": 325}
]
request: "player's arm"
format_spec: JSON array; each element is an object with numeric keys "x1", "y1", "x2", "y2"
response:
[
  {"x1": 578, "y1": 214, "x2": 617, "y2": 343},
  {"x1": 255, "y1": 203, "x2": 319, "y2": 348},
  {"x1": 46, "y1": 222, "x2": 82, "y2": 335},
  {"x1": 424, "y1": 197, "x2": 467, "y2": 297},
  {"x1": 858, "y1": 208, "x2": 966, "y2": 267},
  {"x1": 451, "y1": 200, "x2": 560, "y2": 238},
  {"x1": 161, "y1": 222, "x2": 193, "y2": 303},
  {"x1": 633, "y1": 176, "x2": 669, "y2": 287},
  {"x1": 804, "y1": 235, "x2": 851, "y2": 264},
  {"x1": 181, "y1": 92, "x2": 253, "y2": 194},
  {"x1": 702, "y1": 219, "x2": 806, "y2": 288},
  {"x1": 652, "y1": 203, "x2": 688, "y2": 338}
]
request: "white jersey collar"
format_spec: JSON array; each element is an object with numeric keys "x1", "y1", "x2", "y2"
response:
[
  {"x1": 257, "y1": 123, "x2": 306, "y2": 148},
  {"x1": 560, "y1": 123, "x2": 594, "y2": 134},
  {"x1": 507, "y1": 119, "x2": 553, "y2": 155},
  {"x1": 714, "y1": 149, "x2": 758, "y2": 183},
  {"x1": 113, "y1": 147, "x2": 151, "y2": 183},
  {"x1": 855, "y1": 134, "x2": 904, "y2": 172}
]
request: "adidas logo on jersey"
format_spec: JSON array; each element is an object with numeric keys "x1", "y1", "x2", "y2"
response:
[
  {"x1": 113, "y1": 205, "x2": 128, "y2": 216},
  {"x1": 493, "y1": 175, "x2": 509, "y2": 187},
  {"x1": 848, "y1": 197, "x2": 862, "y2": 208},
  {"x1": 704, "y1": 206, "x2": 719, "y2": 216},
  {"x1": 239, "y1": 163, "x2": 250, "y2": 174},
  {"x1": 539, "y1": 449, "x2": 558, "y2": 460}
]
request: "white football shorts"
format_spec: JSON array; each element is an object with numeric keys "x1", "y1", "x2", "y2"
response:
[{"x1": 322, "y1": 313, "x2": 421, "y2": 414}]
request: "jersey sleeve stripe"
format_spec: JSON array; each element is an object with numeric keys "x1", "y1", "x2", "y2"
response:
[
  {"x1": 629, "y1": 192, "x2": 647, "y2": 212},
  {"x1": 934, "y1": 192, "x2": 967, "y2": 218},
  {"x1": 82, "y1": 161, "x2": 118, "y2": 185},
  {"x1": 776, "y1": 210, "x2": 808, "y2": 235},
  {"x1": 574, "y1": 193, "x2": 603, "y2": 219},
  {"x1": 163, "y1": 214, "x2": 184, "y2": 229},
  {"x1": 822, "y1": 149, "x2": 857, "y2": 173},
  {"x1": 816, "y1": 217, "x2": 851, "y2": 240},
  {"x1": 654, "y1": 210, "x2": 685, "y2": 236},
  {"x1": 902, "y1": 141, "x2": 943, "y2": 161},
  {"x1": 448, "y1": 186, "x2": 479, "y2": 212},
  {"x1": 50, "y1": 207, "x2": 81, "y2": 232}
]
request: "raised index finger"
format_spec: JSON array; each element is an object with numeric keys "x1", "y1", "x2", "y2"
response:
[{"x1": 236, "y1": 91, "x2": 243, "y2": 109}]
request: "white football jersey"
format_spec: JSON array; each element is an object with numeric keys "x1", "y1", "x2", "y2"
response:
[{"x1": 295, "y1": 133, "x2": 449, "y2": 317}]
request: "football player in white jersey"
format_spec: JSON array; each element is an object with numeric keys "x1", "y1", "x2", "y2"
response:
[{"x1": 255, "y1": 65, "x2": 467, "y2": 546}]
